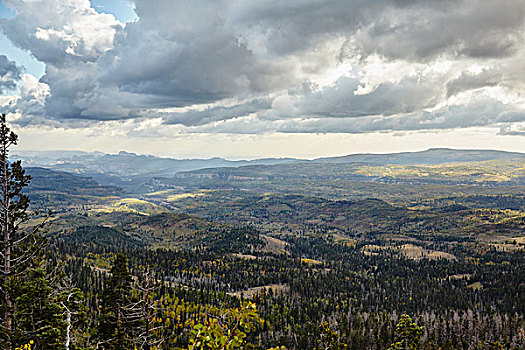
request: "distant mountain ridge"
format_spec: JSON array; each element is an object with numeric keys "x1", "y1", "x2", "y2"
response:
[
  {"x1": 315, "y1": 148, "x2": 525, "y2": 165},
  {"x1": 13, "y1": 148, "x2": 525, "y2": 192},
  {"x1": 14, "y1": 150, "x2": 301, "y2": 191},
  {"x1": 14, "y1": 150, "x2": 300, "y2": 173},
  {"x1": 15, "y1": 148, "x2": 525, "y2": 170}
]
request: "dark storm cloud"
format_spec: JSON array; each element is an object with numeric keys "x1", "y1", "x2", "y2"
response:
[
  {"x1": 189, "y1": 97, "x2": 525, "y2": 134},
  {"x1": 0, "y1": 55, "x2": 22, "y2": 93},
  {"x1": 230, "y1": 0, "x2": 525, "y2": 60},
  {"x1": 95, "y1": 0, "x2": 295, "y2": 108},
  {"x1": 291, "y1": 76, "x2": 443, "y2": 119},
  {"x1": 352, "y1": 0, "x2": 525, "y2": 60},
  {"x1": 446, "y1": 69, "x2": 502, "y2": 98},
  {"x1": 157, "y1": 99, "x2": 273, "y2": 126}
]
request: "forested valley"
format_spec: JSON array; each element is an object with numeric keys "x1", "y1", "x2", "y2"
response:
[{"x1": 1, "y1": 114, "x2": 525, "y2": 349}]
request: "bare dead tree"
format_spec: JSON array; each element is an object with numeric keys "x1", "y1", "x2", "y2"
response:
[
  {"x1": 57, "y1": 276, "x2": 86, "y2": 350},
  {"x1": 134, "y1": 270, "x2": 164, "y2": 350}
]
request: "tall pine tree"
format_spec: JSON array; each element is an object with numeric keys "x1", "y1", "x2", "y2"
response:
[
  {"x1": 0, "y1": 114, "x2": 74, "y2": 350},
  {"x1": 97, "y1": 253, "x2": 142, "y2": 349},
  {"x1": 0, "y1": 114, "x2": 57, "y2": 349},
  {"x1": 387, "y1": 313, "x2": 423, "y2": 350}
]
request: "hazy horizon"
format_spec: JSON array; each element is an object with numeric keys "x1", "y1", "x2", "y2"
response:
[
  {"x1": 11, "y1": 146, "x2": 525, "y2": 162},
  {"x1": 2, "y1": 0, "x2": 525, "y2": 158}
]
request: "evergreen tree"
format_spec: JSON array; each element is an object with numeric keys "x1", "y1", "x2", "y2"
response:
[
  {"x1": 13, "y1": 267, "x2": 66, "y2": 349},
  {"x1": 387, "y1": 313, "x2": 423, "y2": 350},
  {"x1": 0, "y1": 114, "x2": 53, "y2": 350},
  {"x1": 97, "y1": 253, "x2": 142, "y2": 349}
]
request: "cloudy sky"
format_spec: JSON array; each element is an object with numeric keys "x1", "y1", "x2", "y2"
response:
[{"x1": 1, "y1": 0, "x2": 525, "y2": 159}]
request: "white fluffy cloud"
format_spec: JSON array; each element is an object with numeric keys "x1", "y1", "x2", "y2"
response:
[
  {"x1": 1, "y1": 0, "x2": 525, "y2": 136},
  {"x1": 1, "y1": 0, "x2": 121, "y2": 119}
]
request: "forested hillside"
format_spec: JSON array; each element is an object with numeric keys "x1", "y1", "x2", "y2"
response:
[{"x1": 1, "y1": 115, "x2": 523, "y2": 349}]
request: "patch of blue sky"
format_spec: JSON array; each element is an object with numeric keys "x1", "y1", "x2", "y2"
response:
[
  {"x1": 90, "y1": 0, "x2": 137, "y2": 23},
  {"x1": 0, "y1": 35, "x2": 45, "y2": 79},
  {"x1": 0, "y1": 1, "x2": 15, "y2": 19}
]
